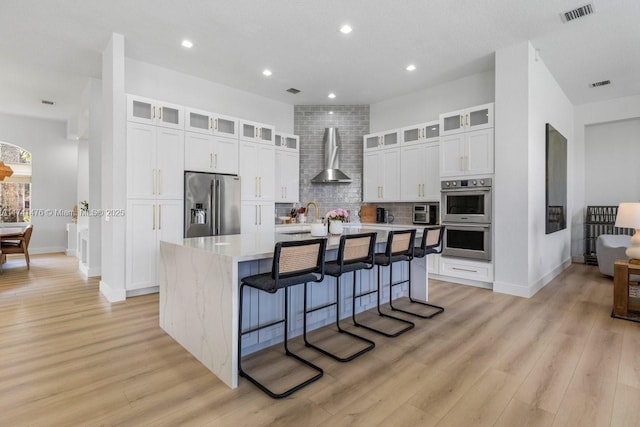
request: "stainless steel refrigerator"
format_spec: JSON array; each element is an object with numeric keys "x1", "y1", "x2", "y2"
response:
[{"x1": 184, "y1": 172, "x2": 241, "y2": 238}]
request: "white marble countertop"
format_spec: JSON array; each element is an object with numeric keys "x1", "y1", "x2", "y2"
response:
[{"x1": 173, "y1": 223, "x2": 430, "y2": 263}]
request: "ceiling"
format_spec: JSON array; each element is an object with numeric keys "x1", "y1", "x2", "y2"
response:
[{"x1": 0, "y1": 0, "x2": 638, "y2": 122}]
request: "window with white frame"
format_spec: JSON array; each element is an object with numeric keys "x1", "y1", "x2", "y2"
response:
[{"x1": 0, "y1": 142, "x2": 31, "y2": 223}]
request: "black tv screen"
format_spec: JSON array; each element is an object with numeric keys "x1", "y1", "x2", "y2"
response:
[{"x1": 545, "y1": 123, "x2": 567, "y2": 234}]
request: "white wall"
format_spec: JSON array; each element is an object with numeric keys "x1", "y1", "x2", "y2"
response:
[
  {"x1": 585, "y1": 118, "x2": 640, "y2": 205},
  {"x1": 527, "y1": 43, "x2": 574, "y2": 289},
  {"x1": 494, "y1": 41, "x2": 574, "y2": 298},
  {"x1": 125, "y1": 59, "x2": 294, "y2": 132},
  {"x1": 0, "y1": 113, "x2": 77, "y2": 253},
  {"x1": 369, "y1": 70, "x2": 495, "y2": 132},
  {"x1": 571, "y1": 94, "x2": 640, "y2": 259},
  {"x1": 494, "y1": 42, "x2": 530, "y2": 294}
]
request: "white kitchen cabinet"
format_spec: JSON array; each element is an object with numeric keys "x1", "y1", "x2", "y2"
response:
[
  {"x1": 439, "y1": 103, "x2": 493, "y2": 136},
  {"x1": 185, "y1": 108, "x2": 238, "y2": 138},
  {"x1": 239, "y1": 140, "x2": 275, "y2": 201},
  {"x1": 401, "y1": 121, "x2": 440, "y2": 144},
  {"x1": 363, "y1": 129, "x2": 400, "y2": 150},
  {"x1": 184, "y1": 132, "x2": 238, "y2": 175},
  {"x1": 239, "y1": 119, "x2": 275, "y2": 144},
  {"x1": 126, "y1": 199, "x2": 183, "y2": 290},
  {"x1": 127, "y1": 122, "x2": 184, "y2": 200},
  {"x1": 401, "y1": 141, "x2": 440, "y2": 201},
  {"x1": 127, "y1": 95, "x2": 184, "y2": 130},
  {"x1": 241, "y1": 201, "x2": 275, "y2": 234},
  {"x1": 274, "y1": 133, "x2": 299, "y2": 203},
  {"x1": 363, "y1": 147, "x2": 401, "y2": 202},
  {"x1": 439, "y1": 256, "x2": 493, "y2": 283},
  {"x1": 440, "y1": 128, "x2": 493, "y2": 178}
]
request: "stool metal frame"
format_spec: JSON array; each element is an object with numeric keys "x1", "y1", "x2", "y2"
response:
[
  {"x1": 352, "y1": 229, "x2": 416, "y2": 337},
  {"x1": 389, "y1": 226, "x2": 445, "y2": 319},
  {"x1": 238, "y1": 238, "x2": 327, "y2": 399},
  {"x1": 303, "y1": 232, "x2": 377, "y2": 362}
]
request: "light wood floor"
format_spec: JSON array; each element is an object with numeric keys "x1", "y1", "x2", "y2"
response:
[{"x1": 1, "y1": 253, "x2": 639, "y2": 426}]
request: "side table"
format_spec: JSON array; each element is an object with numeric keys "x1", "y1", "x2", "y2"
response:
[{"x1": 613, "y1": 259, "x2": 640, "y2": 321}]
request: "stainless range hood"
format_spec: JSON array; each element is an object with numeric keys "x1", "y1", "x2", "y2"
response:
[{"x1": 311, "y1": 128, "x2": 352, "y2": 183}]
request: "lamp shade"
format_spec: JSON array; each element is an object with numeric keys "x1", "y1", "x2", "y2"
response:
[{"x1": 615, "y1": 203, "x2": 640, "y2": 229}]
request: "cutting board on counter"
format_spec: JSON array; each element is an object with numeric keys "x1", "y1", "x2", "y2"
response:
[{"x1": 360, "y1": 205, "x2": 377, "y2": 223}]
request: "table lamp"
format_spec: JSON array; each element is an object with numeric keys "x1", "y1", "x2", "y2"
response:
[{"x1": 615, "y1": 202, "x2": 640, "y2": 264}]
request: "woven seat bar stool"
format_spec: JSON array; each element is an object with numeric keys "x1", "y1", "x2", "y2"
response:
[
  {"x1": 352, "y1": 229, "x2": 416, "y2": 338},
  {"x1": 389, "y1": 226, "x2": 445, "y2": 319},
  {"x1": 238, "y1": 238, "x2": 327, "y2": 399},
  {"x1": 303, "y1": 232, "x2": 377, "y2": 362}
]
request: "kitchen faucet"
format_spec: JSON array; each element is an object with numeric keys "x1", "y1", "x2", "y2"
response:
[{"x1": 305, "y1": 201, "x2": 319, "y2": 223}]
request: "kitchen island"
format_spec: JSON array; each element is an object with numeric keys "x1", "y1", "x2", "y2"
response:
[{"x1": 158, "y1": 225, "x2": 431, "y2": 389}]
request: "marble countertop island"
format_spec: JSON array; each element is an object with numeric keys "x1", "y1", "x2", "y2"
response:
[{"x1": 159, "y1": 224, "x2": 432, "y2": 389}]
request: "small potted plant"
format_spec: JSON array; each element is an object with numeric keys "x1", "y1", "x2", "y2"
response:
[{"x1": 326, "y1": 208, "x2": 349, "y2": 235}]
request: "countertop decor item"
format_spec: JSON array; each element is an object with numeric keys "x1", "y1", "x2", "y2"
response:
[{"x1": 326, "y1": 208, "x2": 348, "y2": 235}]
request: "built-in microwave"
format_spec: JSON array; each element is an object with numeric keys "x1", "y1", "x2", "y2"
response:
[
  {"x1": 441, "y1": 178, "x2": 492, "y2": 224},
  {"x1": 413, "y1": 203, "x2": 439, "y2": 225}
]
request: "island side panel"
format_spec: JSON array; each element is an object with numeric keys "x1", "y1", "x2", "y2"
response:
[
  {"x1": 159, "y1": 241, "x2": 239, "y2": 388},
  {"x1": 411, "y1": 256, "x2": 428, "y2": 302}
]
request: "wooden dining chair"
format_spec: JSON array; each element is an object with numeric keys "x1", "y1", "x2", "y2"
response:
[{"x1": 1, "y1": 224, "x2": 34, "y2": 269}]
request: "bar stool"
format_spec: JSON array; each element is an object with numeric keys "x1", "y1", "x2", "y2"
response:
[
  {"x1": 303, "y1": 232, "x2": 377, "y2": 362},
  {"x1": 238, "y1": 238, "x2": 327, "y2": 399},
  {"x1": 388, "y1": 226, "x2": 445, "y2": 319},
  {"x1": 352, "y1": 229, "x2": 416, "y2": 337}
]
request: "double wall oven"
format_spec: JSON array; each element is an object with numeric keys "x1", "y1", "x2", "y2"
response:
[{"x1": 441, "y1": 178, "x2": 492, "y2": 260}]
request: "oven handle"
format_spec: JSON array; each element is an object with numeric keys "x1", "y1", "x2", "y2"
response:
[
  {"x1": 441, "y1": 188, "x2": 491, "y2": 193},
  {"x1": 443, "y1": 223, "x2": 491, "y2": 229}
]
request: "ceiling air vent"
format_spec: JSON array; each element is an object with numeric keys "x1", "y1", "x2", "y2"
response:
[
  {"x1": 560, "y1": 3, "x2": 595, "y2": 22},
  {"x1": 286, "y1": 88, "x2": 301, "y2": 94},
  {"x1": 589, "y1": 80, "x2": 611, "y2": 88},
  {"x1": 41, "y1": 99, "x2": 55, "y2": 105}
]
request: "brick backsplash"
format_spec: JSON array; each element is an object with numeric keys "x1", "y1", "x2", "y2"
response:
[{"x1": 274, "y1": 105, "x2": 418, "y2": 226}]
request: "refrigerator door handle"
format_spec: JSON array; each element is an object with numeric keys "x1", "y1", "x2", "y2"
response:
[{"x1": 215, "y1": 179, "x2": 221, "y2": 235}]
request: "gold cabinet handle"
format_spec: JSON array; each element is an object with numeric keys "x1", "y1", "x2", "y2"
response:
[
  {"x1": 159, "y1": 107, "x2": 163, "y2": 121},
  {"x1": 210, "y1": 153, "x2": 213, "y2": 169},
  {"x1": 214, "y1": 153, "x2": 218, "y2": 168},
  {"x1": 158, "y1": 204, "x2": 162, "y2": 230},
  {"x1": 152, "y1": 169, "x2": 156, "y2": 195},
  {"x1": 210, "y1": 117, "x2": 213, "y2": 130},
  {"x1": 152, "y1": 106, "x2": 156, "y2": 119},
  {"x1": 214, "y1": 118, "x2": 218, "y2": 131},
  {"x1": 152, "y1": 204, "x2": 156, "y2": 230},
  {"x1": 255, "y1": 205, "x2": 258, "y2": 225},
  {"x1": 258, "y1": 205, "x2": 262, "y2": 225}
]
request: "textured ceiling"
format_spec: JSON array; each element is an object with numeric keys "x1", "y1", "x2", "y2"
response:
[{"x1": 0, "y1": 0, "x2": 638, "y2": 121}]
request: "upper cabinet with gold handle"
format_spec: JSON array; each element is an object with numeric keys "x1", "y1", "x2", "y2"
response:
[
  {"x1": 127, "y1": 95, "x2": 184, "y2": 130},
  {"x1": 439, "y1": 103, "x2": 493, "y2": 137}
]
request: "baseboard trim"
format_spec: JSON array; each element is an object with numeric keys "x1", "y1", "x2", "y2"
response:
[
  {"x1": 126, "y1": 287, "x2": 159, "y2": 298},
  {"x1": 99, "y1": 280, "x2": 126, "y2": 302},
  {"x1": 29, "y1": 246, "x2": 65, "y2": 255},
  {"x1": 494, "y1": 257, "x2": 573, "y2": 298},
  {"x1": 65, "y1": 249, "x2": 77, "y2": 257}
]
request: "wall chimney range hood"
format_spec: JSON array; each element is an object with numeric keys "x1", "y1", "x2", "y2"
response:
[{"x1": 311, "y1": 128, "x2": 352, "y2": 183}]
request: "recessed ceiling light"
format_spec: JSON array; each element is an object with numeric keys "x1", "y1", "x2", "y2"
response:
[
  {"x1": 328, "y1": 93, "x2": 336, "y2": 99},
  {"x1": 262, "y1": 69, "x2": 272, "y2": 77},
  {"x1": 181, "y1": 40, "x2": 193, "y2": 49},
  {"x1": 329, "y1": 111, "x2": 334, "y2": 115},
  {"x1": 340, "y1": 25, "x2": 353, "y2": 34},
  {"x1": 406, "y1": 64, "x2": 416, "y2": 71}
]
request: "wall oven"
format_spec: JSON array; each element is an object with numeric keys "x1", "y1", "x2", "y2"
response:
[
  {"x1": 441, "y1": 178, "x2": 492, "y2": 260},
  {"x1": 442, "y1": 223, "x2": 491, "y2": 260},
  {"x1": 441, "y1": 178, "x2": 492, "y2": 224}
]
